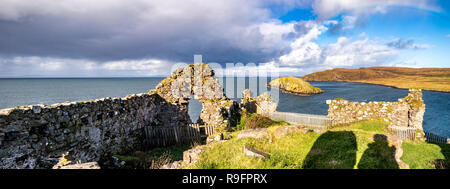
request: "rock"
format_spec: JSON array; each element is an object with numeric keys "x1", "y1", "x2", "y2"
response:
[
  {"x1": 32, "y1": 105, "x2": 42, "y2": 114},
  {"x1": 273, "y1": 126, "x2": 307, "y2": 139},
  {"x1": 243, "y1": 145, "x2": 270, "y2": 158},
  {"x1": 237, "y1": 128, "x2": 268, "y2": 140},
  {"x1": 160, "y1": 161, "x2": 182, "y2": 169},
  {"x1": 183, "y1": 147, "x2": 204, "y2": 166},
  {"x1": 56, "y1": 162, "x2": 100, "y2": 169}
]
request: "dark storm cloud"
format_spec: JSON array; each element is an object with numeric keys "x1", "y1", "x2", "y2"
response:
[{"x1": 0, "y1": 0, "x2": 298, "y2": 64}]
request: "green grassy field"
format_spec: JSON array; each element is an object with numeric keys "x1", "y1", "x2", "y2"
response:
[{"x1": 187, "y1": 120, "x2": 449, "y2": 169}]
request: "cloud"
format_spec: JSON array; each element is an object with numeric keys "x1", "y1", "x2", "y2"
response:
[
  {"x1": 0, "y1": 0, "x2": 304, "y2": 64},
  {"x1": 386, "y1": 38, "x2": 431, "y2": 50},
  {"x1": 313, "y1": 0, "x2": 440, "y2": 34},
  {"x1": 0, "y1": 56, "x2": 180, "y2": 77},
  {"x1": 275, "y1": 23, "x2": 408, "y2": 73},
  {"x1": 446, "y1": 34, "x2": 450, "y2": 38},
  {"x1": 312, "y1": 0, "x2": 441, "y2": 20}
]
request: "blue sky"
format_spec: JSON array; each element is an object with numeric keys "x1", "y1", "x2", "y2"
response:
[{"x1": 0, "y1": 0, "x2": 449, "y2": 77}]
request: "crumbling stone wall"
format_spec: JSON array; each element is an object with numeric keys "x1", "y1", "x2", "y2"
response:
[
  {"x1": 327, "y1": 88, "x2": 425, "y2": 133},
  {"x1": 0, "y1": 92, "x2": 188, "y2": 169},
  {"x1": 241, "y1": 89, "x2": 277, "y2": 114},
  {"x1": 0, "y1": 63, "x2": 240, "y2": 169},
  {"x1": 154, "y1": 63, "x2": 239, "y2": 131}
]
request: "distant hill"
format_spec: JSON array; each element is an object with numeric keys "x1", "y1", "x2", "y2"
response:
[
  {"x1": 302, "y1": 67, "x2": 450, "y2": 92},
  {"x1": 268, "y1": 77, "x2": 323, "y2": 95}
]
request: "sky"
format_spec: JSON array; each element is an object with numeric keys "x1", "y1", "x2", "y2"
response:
[{"x1": 0, "y1": 0, "x2": 449, "y2": 77}]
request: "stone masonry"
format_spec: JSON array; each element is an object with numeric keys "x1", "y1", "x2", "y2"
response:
[
  {"x1": 327, "y1": 88, "x2": 425, "y2": 138},
  {"x1": 0, "y1": 92, "x2": 188, "y2": 168},
  {"x1": 154, "y1": 63, "x2": 240, "y2": 132},
  {"x1": 0, "y1": 63, "x2": 240, "y2": 169}
]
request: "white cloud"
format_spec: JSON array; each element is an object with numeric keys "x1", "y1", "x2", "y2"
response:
[
  {"x1": 0, "y1": 56, "x2": 182, "y2": 77},
  {"x1": 274, "y1": 22, "x2": 410, "y2": 73},
  {"x1": 279, "y1": 21, "x2": 326, "y2": 66},
  {"x1": 322, "y1": 37, "x2": 399, "y2": 67},
  {"x1": 446, "y1": 34, "x2": 450, "y2": 38},
  {"x1": 312, "y1": 0, "x2": 441, "y2": 20}
]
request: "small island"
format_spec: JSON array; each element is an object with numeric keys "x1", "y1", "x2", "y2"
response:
[{"x1": 268, "y1": 77, "x2": 324, "y2": 95}]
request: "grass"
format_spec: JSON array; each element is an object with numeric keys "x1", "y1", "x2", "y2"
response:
[
  {"x1": 302, "y1": 67, "x2": 450, "y2": 92},
  {"x1": 189, "y1": 120, "x2": 391, "y2": 169},
  {"x1": 187, "y1": 119, "x2": 450, "y2": 169},
  {"x1": 359, "y1": 76, "x2": 450, "y2": 93},
  {"x1": 401, "y1": 141, "x2": 450, "y2": 169},
  {"x1": 268, "y1": 77, "x2": 324, "y2": 94},
  {"x1": 113, "y1": 144, "x2": 192, "y2": 169},
  {"x1": 236, "y1": 113, "x2": 288, "y2": 131}
]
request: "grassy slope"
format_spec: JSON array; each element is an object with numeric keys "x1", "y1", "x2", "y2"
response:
[
  {"x1": 301, "y1": 67, "x2": 450, "y2": 92},
  {"x1": 188, "y1": 120, "x2": 450, "y2": 169},
  {"x1": 401, "y1": 142, "x2": 450, "y2": 169},
  {"x1": 268, "y1": 77, "x2": 324, "y2": 94}
]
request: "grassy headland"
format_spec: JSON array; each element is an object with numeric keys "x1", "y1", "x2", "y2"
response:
[
  {"x1": 268, "y1": 77, "x2": 324, "y2": 95},
  {"x1": 302, "y1": 67, "x2": 450, "y2": 92}
]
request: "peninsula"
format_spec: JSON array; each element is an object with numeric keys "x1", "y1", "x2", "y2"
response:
[
  {"x1": 268, "y1": 77, "x2": 324, "y2": 95},
  {"x1": 302, "y1": 67, "x2": 450, "y2": 93}
]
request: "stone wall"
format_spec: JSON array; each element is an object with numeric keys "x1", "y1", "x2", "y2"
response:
[
  {"x1": 154, "y1": 63, "x2": 239, "y2": 131},
  {"x1": 327, "y1": 88, "x2": 425, "y2": 131},
  {"x1": 0, "y1": 92, "x2": 189, "y2": 169},
  {"x1": 0, "y1": 63, "x2": 241, "y2": 169},
  {"x1": 241, "y1": 89, "x2": 277, "y2": 114}
]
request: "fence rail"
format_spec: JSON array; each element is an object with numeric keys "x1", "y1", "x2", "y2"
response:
[
  {"x1": 387, "y1": 126, "x2": 416, "y2": 141},
  {"x1": 425, "y1": 131, "x2": 450, "y2": 144},
  {"x1": 387, "y1": 126, "x2": 450, "y2": 143},
  {"x1": 262, "y1": 111, "x2": 333, "y2": 130},
  {"x1": 143, "y1": 124, "x2": 216, "y2": 148}
]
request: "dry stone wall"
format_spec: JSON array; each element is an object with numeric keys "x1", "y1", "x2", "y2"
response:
[
  {"x1": 0, "y1": 92, "x2": 189, "y2": 169},
  {"x1": 327, "y1": 89, "x2": 425, "y2": 134},
  {"x1": 0, "y1": 63, "x2": 241, "y2": 169},
  {"x1": 241, "y1": 89, "x2": 277, "y2": 114}
]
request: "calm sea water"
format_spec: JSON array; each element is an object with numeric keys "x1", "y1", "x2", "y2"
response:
[{"x1": 0, "y1": 78, "x2": 448, "y2": 137}]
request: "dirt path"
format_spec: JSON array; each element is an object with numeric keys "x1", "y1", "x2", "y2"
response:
[{"x1": 388, "y1": 135, "x2": 410, "y2": 169}]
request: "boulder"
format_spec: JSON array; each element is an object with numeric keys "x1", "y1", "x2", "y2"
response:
[
  {"x1": 183, "y1": 147, "x2": 204, "y2": 166},
  {"x1": 273, "y1": 126, "x2": 308, "y2": 139},
  {"x1": 237, "y1": 128, "x2": 268, "y2": 140}
]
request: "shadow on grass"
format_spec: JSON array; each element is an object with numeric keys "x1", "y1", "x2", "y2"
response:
[
  {"x1": 433, "y1": 143, "x2": 450, "y2": 169},
  {"x1": 302, "y1": 131, "x2": 357, "y2": 169},
  {"x1": 357, "y1": 134, "x2": 399, "y2": 169}
]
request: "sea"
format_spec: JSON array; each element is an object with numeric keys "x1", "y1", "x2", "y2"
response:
[{"x1": 0, "y1": 78, "x2": 448, "y2": 138}]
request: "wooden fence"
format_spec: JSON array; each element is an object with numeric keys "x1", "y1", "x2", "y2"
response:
[
  {"x1": 387, "y1": 126, "x2": 450, "y2": 144},
  {"x1": 143, "y1": 124, "x2": 216, "y2": 148},
  {"x1": 387, "y1": 126, "x2": 416, "y2": 141}
]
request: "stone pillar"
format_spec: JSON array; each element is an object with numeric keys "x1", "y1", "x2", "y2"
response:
[{"x1": 403, "y1": 88, "x2": 426, "y2": 141}]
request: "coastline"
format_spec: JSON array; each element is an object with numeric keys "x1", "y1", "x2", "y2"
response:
[{"x1": 306, "y1": 80, "x2": 450, "y2": 94}]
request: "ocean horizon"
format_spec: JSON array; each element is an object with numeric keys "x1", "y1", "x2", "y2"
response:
[{"x1": 0, "y1": 77, "x2": 448, "y2": 138}]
